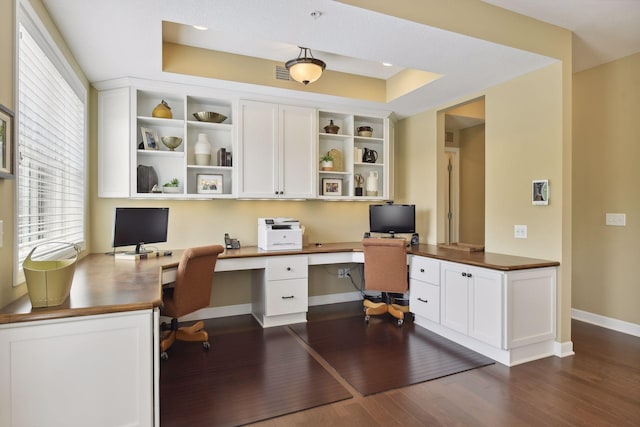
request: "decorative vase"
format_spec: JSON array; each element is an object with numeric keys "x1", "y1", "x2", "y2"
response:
[
  {"x1": 324, "y1": 120, "x2": 339, "y2": 134},
  {"x1": 194, "y1": 133, "x2": 211, "y2": 166},
  {"x1": 152, "y1": 100, "x2": 172, "y2": 119},
  {"x1": 366, "y1": 170, "x2": 379, "y2": 196}
]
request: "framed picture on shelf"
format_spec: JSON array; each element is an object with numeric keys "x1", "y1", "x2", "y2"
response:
[
  {"x1": 322, "y1": 178, "x2": 342, "y2": 196},
  {"x1": 197, "y1": 174, "x2": 223, "y2": 194},
  {"x1": 0, "y1": 104, "x2": 14, "y2": 179},
  {"x1": 532, "y1": 179, "x2": 549, "y2": 205},
  {"x1": 141, "y1": 127, "x2": 159, "y2": 150}
]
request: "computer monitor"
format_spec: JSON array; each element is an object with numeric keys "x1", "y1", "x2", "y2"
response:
[
  {"x1": 112, "y1": 207, "x2": 169, "y2": 254},
  {"x1": 369, "y1": 203, "x2": 415, "y2": 236}
]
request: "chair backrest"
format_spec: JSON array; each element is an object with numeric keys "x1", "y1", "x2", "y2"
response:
[
  {"x1": 362, "y1": 238, "x2": 408, "y2": 293},
  {"x1": 168, "y1": 245, "x2": 224, "y2": 318}
]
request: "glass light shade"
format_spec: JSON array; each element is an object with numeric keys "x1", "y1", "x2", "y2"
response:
[{"x1": 285, "y1": 48, "x2": 326, "y2": 85}]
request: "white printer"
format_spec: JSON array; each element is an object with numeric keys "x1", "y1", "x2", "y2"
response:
[{"x1": 258, "y1": 218, "x2": 303, "y2": 251}]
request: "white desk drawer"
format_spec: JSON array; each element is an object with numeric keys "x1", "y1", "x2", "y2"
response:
[
  {"x1": 410, "y1": 256, "x2": 440, "y2": 285},
  {"x1": 410, "y1": 280, "x2": 440, "y2": 323},
  {"x1": 265, "y1": 279, "x2": 308, "y2": 316},
  {"x1": 266, "y1": 256, "x2": 308, "y2": 281}
]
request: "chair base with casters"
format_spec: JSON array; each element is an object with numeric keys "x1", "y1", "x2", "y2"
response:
[
  {"x1": 363, "y1": 293, "x2": 412, "y2": 327},
  {"x1": 160, "y1": 318, "x2": 210, "y2": 360}
]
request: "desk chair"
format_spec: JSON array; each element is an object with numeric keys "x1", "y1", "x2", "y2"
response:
[
  {"x1": 160, "y1": 245, "x2": 224, "y2": 360},
  {"x1": 362, "y1": 237, "x2": 411, "y2": 327}
]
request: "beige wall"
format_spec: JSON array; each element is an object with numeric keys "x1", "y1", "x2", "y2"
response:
[
  {"x1": 572, "y1": 52, "x2": 640, "y2": 325},
  {"x1": 459, "y1": 124, "x2": 485, "y2": 245}
]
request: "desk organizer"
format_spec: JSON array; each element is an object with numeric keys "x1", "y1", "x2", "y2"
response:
[{"x1": 23, "y1": 243, "x2": 79, "y2": 308}]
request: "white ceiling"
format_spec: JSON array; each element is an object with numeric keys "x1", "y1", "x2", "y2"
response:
[{"x1": 41, "y1": 0, "x2": 640, "y2": 119}]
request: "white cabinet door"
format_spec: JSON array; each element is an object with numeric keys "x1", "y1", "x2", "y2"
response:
[
  {"x1": 238, "y1": 100, "x2": 278, "y2": 197},
  {"x1": 440, "y1": 262, "x2": 469, "y2": 334},
  {"x1": 280, "y1": 105, "x2": 316, "y2": 198},
  {"x1": 239, "y1": 101, "x2": 315, "y2": 198},
  {"x1": 468, "y1": 267, "x2": 504, "y2": 348},
  {"x1": 98, "y1": 87, "x2": 131, "y2": 198},
  {"x1": 0, "y1": 311, "x2": 154, "y2": 427}
]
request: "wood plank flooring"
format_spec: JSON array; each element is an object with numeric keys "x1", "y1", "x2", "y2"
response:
[
  {"x1": 256, "y1": 304, "x2": 640, "y2": 426},
  {"x1": 162, "y1": 302, "x2": 640, "y2": 426}
]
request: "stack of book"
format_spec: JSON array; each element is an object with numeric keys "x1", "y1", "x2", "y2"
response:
[{"x1": 217, "y1": 148, "x2": 232, "y2": 166}]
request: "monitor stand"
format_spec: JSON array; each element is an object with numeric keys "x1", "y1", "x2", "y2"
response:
[{"x1": 125, "y1": 242, "x2": 153, "y2": 256}]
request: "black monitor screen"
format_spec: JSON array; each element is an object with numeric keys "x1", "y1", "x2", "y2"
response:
[
  {"x1": 369, "y1": 204, "x2": 415, "y2": 234},
  {"x1": 113, "y1": 207, "x2": 169, "y2": 254}
]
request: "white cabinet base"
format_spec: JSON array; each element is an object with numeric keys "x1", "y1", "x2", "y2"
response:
[
  {"x1": 414, "y1": 317, "x2": 556, "y2": 367},
  {"x1": 0, "y1": 310, "x2": 154, "y2": 427}
]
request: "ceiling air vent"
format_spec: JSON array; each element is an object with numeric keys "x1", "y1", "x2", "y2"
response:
[
  {"x1": 275, "y1": 65, "x2": 291, "y2": 81},
  {"x1": 445, "y1": 131, "x2": 454, "y2": 143}
]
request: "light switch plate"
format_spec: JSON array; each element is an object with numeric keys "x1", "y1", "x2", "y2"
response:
[
  {"x1": 514, "y1": 224, "x2": 527, "y2": 239},
  {"x1": 605, "y1": 213, "x2": 626, "y2": 226}
]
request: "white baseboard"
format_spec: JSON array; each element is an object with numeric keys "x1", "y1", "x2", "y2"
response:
[
  {"x1": 553, "y1": 340, "x2": 574, "y2": 358},
  {"x1": 572, "y1": 308, "x2": 640, "y2": 337}
]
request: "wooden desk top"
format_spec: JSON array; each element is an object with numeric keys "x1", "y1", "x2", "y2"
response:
[{"x1": 0, "y1": 243, "x2": 558, "y2": 325}]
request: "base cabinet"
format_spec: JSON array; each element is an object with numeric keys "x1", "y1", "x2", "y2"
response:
[
  {"x1": 411, "y1": 256, "x2": 557, "y2": 365},
  {"x1": 252, "y1": 256, "x2": 309, "y2": 327},
  {"x1": 0, "y1": 310, "x2": 155, "y2": 427}
]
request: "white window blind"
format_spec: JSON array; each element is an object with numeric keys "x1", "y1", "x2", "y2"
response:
[{"x1": 17, "y1": 22, "x2": 86, "y2": 267}]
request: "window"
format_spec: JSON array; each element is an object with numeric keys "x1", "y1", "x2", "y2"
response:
[{"x1": 16, "y1": 6, "x2": 86, "y2": 276}]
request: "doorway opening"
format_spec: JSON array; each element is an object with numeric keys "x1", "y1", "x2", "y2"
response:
[{"x1": 442, "y1": 97, "x2": 485, "y2": 246}]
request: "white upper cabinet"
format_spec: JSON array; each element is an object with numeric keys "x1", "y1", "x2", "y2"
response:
[
  {"x1": 97, "y1": 79, "x2": 393, "y2": 201},
  {"x1": 96, "y1": 79, "x2": 236, "y2": 199},
  {"x1": 238, "y1": 100, "x2": 316, "y2": 199}
]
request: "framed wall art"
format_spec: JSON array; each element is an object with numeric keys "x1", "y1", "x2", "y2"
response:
[
  {"x1": 197, "y1": 174, "x2": 223, "y2": 194},
  {"x1": 532, "y1": 179, "x2": 549, "y2": 205},
  {"x1": 322, "y1": 178, "x2": 342, "y2": 196},
  {"x1": 0, "y1": 104, "x2": 14, "y2": 179}
]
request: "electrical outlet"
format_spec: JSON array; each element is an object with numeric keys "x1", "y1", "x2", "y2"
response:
[
  {"x1": 605, "y1": 213, "x2": 626, "y2": 226},
  {"x1": 338, "y1": 268, "x2": 350, "y2": 279},
  {"x1": 514, "y1": 224, "x2": 527, "y2": 239}
]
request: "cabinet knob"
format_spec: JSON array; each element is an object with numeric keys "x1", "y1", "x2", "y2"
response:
[
  {"x1": 467, "y1": 273, "x2": 472, "y2": 278},
  {"x1": 286, "y1": 267, "x2": 291, "y2": 271},
  {"x1": 420, "y1": 268, "x2": 425, "y2": 273},
  {"x1": 461, "y1": 272, "x2": 467, "y2": 277},
  {"x1": 417, "y1": 297, "x2": 428, "y2": 303}
]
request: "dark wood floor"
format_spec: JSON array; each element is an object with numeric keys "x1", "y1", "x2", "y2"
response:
[
  {"x1": 252, "y1": 303, "x2": 640, "y2": 426},
  {"x1": 168, "y1": 302, "x2": 640, "y2": 426}
]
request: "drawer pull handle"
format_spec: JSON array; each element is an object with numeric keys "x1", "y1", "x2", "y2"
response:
[
  {"x1": 420, "y1": 268, "x2": 425, "y2": 273},
  {"x1": 282, "y1": 295, "x2": 295, "y2": 299},
  {"x1": 417, "y1": 297, "x2": 428, "y2": 303}
]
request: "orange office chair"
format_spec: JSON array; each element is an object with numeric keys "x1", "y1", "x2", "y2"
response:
[
  {"x1": 160, "y1": 244, "x2": 224, "y2": 360},
  {"x1": 362, "y1": 237, "x2": 411, "y2": 326}
]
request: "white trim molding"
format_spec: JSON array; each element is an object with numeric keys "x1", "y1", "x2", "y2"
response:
[
  {"x1": 572, "y1": 308, "x2": 640, "y2": 338},
  {"x1": 553, "y1": 340, "x2": 574, "y2": 358}
]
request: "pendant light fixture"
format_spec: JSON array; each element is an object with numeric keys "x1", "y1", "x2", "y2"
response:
[{"x1": 285, "y1": 47, "x2": 326, "y2": 85}]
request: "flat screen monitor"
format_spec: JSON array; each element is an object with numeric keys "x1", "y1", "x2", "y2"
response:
[
  {"x1": 369, "y1": 204, "x2": 415, "y2": 235},
  {"x1": 112, "y1": 207, "x2": 169, "y2": 254}
]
